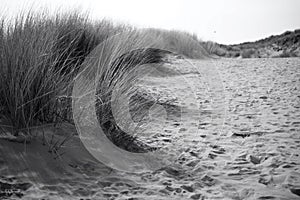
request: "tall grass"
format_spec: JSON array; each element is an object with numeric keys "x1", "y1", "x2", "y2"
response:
[
  {"x1": 0, "y1": 12, "x2": 120, "y2": 135},
  {"x1": 0, "y1": 11, "x2": 209, "y2": 139}
]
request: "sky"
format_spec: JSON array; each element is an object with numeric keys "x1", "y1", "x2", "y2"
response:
[{"x1": 1, "y1": 0, "x2": 300, "y2": 44}]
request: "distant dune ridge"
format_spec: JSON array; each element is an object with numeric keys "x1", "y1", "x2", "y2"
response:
[{"x1": 201, "y1": 29, "x2": 300, "y2": 58}]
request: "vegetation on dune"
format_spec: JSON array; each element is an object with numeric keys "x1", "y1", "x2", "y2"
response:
[
  {"x1": 0, "y1": 11, "x2": 208, "y2": 151},
  {"x1": 202, "y1": 29, "x2": 300, "y2": 58},
  {"x1": 0, "y1": 12, "x2": 116, "y2": 136},
  {"x1": 96, "y1": 47, "x2": 170, "y2": 152},
  {"x1": 145, "y1": 28, "x2": 209, "y2": 59}
]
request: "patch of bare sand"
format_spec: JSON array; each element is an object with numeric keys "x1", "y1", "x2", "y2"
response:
[{"x1": 0, "y1": 124, "x2": 113, "y2": 199}]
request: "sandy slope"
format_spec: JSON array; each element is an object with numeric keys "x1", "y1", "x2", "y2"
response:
[{"x1": 0, "y1": 57, "x2": 300, "y2": 199}]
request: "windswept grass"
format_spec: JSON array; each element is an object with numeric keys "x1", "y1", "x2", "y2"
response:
[
  {"x1": 0, "y1": 12, "x2": 120, "y2": 135},
  {"x1": 0, "y1": 11, "x2": 209, "y2": 143}
]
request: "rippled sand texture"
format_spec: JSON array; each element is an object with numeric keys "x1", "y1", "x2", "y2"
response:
[{"x1": 0, "y1": 57, "x2": 300, "y2": 199}]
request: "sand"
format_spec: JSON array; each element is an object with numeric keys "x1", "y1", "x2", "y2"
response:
[{"x1": 0, "y1": 57, "x2": 300, "y2": 199}]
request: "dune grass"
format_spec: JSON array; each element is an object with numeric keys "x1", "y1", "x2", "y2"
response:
[
  {"x1": 146, "y1": 28, "x2": 209, "y2": 59},
  {"x1": 0, "y1": 12, "x2": 117, "y2": 135},
  {"x1": 0, "y1": 11, "x2": 209, "y2": 140}
]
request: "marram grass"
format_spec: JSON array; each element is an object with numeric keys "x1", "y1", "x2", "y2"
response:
[{"x1": 0, "y1": 11, "x2": 208, "y2": 142}]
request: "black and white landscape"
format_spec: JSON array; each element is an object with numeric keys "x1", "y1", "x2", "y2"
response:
[{"x1": 0, "y1": 0, "x2": 299, "y2": 199}]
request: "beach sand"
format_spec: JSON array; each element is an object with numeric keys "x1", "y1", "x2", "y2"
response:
[{"x1": 1, "y1": 57, "x2": 300, "y2": 199}]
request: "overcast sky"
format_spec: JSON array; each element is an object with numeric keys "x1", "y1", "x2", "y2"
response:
[{"x1": 1, "y1": 0, "x2": 300, "y2": 44}]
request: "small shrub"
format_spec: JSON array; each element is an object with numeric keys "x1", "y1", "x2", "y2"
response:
[
  {"x1": 229, "y1": 51, "x2": 240, "y2": 58},
  {"x1": 214, "y1": 47, "x2": 227, "y2": 57},
  {"x1": 277, "y1": 50, "x2": 297, "y2": 58},
  {"x1": 241, "y1": 48, "x2": 256, "y2": 58}
]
